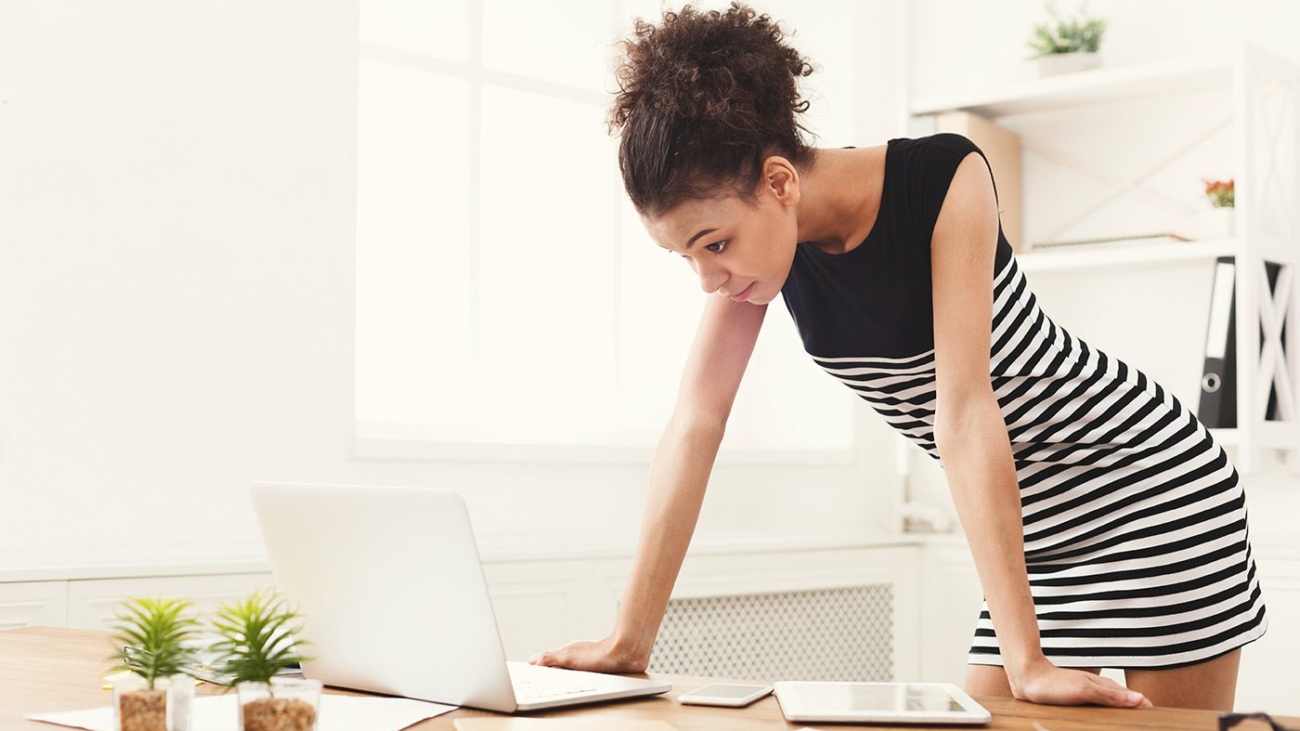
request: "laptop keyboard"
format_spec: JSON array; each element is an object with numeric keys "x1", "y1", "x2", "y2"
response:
[{"x1": 510, "y1": 665, "x2": 600, "y2": 702}]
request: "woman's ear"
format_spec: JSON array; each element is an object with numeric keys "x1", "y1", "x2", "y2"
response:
[{"x1": 761, "y1": 156, "x2": 801, "y2": 207}]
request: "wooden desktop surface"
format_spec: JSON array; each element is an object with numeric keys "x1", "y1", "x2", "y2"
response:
[{"x1": 4, "y1": 626, "x2": 1295, "y2": 731}]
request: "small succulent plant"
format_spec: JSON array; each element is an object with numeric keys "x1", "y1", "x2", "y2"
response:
[
  {"x1": 1027, "y1": 1, "x2": 1108, "y2": 58},
  {"x1": 210, "y1": 589, "x2": 312, "y2": 689},
  {"x1": 110, "y1": 596, "x2": 200, "y2": 689}
]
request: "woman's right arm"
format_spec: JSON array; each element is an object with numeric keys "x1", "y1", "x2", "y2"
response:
[{"x1": 529, "y1": 294, "x2": 768, "y2": 673}]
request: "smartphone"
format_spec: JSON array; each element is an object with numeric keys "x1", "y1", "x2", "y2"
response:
[{"x1": 678, "y1": 682, "x2": 774, "y2": 707}]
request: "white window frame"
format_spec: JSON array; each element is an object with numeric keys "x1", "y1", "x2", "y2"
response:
[{"x1": 352, "y1": 0, "x2": 861, "y2": 465}]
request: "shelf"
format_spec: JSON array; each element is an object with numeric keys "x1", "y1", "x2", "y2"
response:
[
  {"x1": 905, "y1": 43, "x2": 1300, "y2": 473},
  {"x1": 1016, "y1": 238, "x2": 1237, "y2": 273},
  {"x1": 910, "y1": 55, "x2": 1233, "y2": 119}
]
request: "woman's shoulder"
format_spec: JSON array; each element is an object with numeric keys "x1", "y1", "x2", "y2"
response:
[
  {"x1": 884, "y1": 133, "x2": 995, "y2": 242},
  {"x1": 888, "y1": 133, "x2": 985, "y2": 169},
  {"x1": 889, "y1": 132, "x2": 981, "y2": 153},
  {"x1": 887, "y1": 133, "x2": 990, "y2": 191}
]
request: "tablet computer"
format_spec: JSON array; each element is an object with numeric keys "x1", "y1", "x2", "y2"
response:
[{"x1": 773, "y1": 681, "x2": 991, "y2": 725}]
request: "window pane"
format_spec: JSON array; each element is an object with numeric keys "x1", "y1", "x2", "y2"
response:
[
  {"x1": 617, "y1": 193, "x2": 852, "y2": 451},
  {"x1": 482, "y1": 0, "x2": 615, "y2": 92},
  {"x1": 477, "y1": 86, "x2": 621, "y2": 443},
  {"x1": 726, "y1": 302, "x2": 854, "y2": 451},
  {"x1": 361, "y1": 0, "x2": 470, "y2": 63},
  {"x1": 759, "y1": 0, "x2": 858, "y2": 145},
  {"x1": 356, "y1": 61, "x2": 473, "y2": 428},
  {"x1": 617, "y1": 198, "x2": 702, "y2": 438}
]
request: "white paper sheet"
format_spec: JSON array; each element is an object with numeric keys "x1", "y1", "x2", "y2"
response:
[{"x1": 26, "y1": 693, "x2": 456, "y2": 731}]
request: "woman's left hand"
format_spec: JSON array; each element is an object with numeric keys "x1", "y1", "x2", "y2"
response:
[{"x1": 1010, "y1": 657, "x2": 1152, "y2": 708}]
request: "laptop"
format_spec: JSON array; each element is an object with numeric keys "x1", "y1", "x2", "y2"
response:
[{"x1": 249, "y1": 481, "x2": 671, "y2": 712}]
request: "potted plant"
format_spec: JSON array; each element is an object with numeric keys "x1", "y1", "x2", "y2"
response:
[
  {"x1": 211, "y1": 589, "x2": 320, "y2": 731},
  {"x1": 1200, "y1": 177, "x2": 1236, "y2": 239},
  {"x1": 1026, "y1": 1, "x2": 1108, "y2": 76},
  {"x1": 109, "y1": 596, "x2": 199, "y2": 731}
]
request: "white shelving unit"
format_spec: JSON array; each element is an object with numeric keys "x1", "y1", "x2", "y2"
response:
[
  {"x1": 1014, "y1": 237, "x2": 1238, "y2": 273},
  {"x1": 910, "y1": 56, "x2": 1234, "y2": 119},
  {"x1": 909, "y1": 44, "x2": 1300, "y2": 473}
]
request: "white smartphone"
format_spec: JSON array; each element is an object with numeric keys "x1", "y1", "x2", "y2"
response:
[{"x1": 678, "y1": 682, "x2": 774, "y2": 707}]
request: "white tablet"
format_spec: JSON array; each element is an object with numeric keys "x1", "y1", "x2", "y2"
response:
[{"x1": 773, "y1": 681, "x2": 991, "y2": 725}]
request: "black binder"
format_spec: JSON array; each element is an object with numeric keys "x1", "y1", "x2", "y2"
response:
[
  {"x1": 1198, "y1": 257, "x2": 1286, "y2": 428},
  {"x1": 1199, "y1": 257, "x2": 1237, "y2": 428}
]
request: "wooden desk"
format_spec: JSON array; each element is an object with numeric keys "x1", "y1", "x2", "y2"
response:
[{"x1": 4, "y1": 626, "x2": 1296, "y2": 731}]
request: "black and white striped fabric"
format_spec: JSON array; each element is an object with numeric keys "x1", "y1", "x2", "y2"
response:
[{"x1": 779, "y1": 133, "x2": 1267, "y2": 669}]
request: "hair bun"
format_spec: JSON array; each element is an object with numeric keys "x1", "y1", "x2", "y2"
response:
[
  {"x1": 613, "y1": 3, "x2": 811, "y2": 132},
  {"x1": 610, "y1": 3, "x2": 815, "y2": 215}
]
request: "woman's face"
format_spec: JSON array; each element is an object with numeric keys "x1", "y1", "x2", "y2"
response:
[{"x1": 642, "y1": 177, "x2": 800, "y2": 306}]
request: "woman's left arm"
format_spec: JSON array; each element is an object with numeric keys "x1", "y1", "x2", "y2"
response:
[{"x1": 929, "y1": 152, "x2": 1148, "y2": 708}]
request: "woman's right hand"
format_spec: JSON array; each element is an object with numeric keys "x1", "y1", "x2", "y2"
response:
[{"x1": 528, "y1": 634, "x2": 649, "y2": 675}]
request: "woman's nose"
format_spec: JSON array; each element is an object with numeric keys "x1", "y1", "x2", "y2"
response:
[{"x1": 696, "y1": 261, "x2": 727, "y2": 294}]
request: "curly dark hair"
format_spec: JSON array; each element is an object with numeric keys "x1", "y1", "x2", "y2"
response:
[{"x1": 609, "y1": 2, "x2": 815, "y2": 217}]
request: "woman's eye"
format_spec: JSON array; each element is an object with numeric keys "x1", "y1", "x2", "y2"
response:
[{"x1": 705, "y1": 240, "x2": 728, "y2": 254}]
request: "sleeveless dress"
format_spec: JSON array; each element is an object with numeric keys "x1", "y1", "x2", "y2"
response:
[{"x1": 779, "y1": 133, "x2": 1268, "y2": 669}]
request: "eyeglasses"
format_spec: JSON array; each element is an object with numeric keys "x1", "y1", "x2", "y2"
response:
[{"x1": 1219, "y1": 712, "x2": 1299, "y2": 731}]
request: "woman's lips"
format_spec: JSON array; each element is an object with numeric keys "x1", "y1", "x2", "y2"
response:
[{"x1": 729, "y1": 282, "x2": 756, "y2": 302}]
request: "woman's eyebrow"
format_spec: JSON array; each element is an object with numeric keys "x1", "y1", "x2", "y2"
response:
[{"x1": 685, "y1": 228, "x2": 717, "y2": 249}]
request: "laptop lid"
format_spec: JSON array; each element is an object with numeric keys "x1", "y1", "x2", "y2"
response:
[{"x1": 250, "y1": 482, "x2": 520, "y2": 711}]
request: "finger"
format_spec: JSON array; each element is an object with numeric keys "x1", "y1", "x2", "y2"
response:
[
  {"x1": 1104, "y1": 680, "x2": 1148, "y2": 708},
  {"x1": 1086, "y1": 677, "x2": 1146, "y2": 708},
  {"x1": 530, "y1": 647, "x2": 567, "y2": 667}
]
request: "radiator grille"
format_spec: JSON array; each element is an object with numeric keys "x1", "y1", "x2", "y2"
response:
[{"x1": 648, "y1": 584, "x2": 893, "y2": 681}]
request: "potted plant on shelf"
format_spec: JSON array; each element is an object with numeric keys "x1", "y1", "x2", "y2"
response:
[
  {"x1": 109, "y1": 596, "x2": 199, "y2": 731},
  {"x1": 1200, "y1": 177, "x2": 1236, "y2": 239},
  {"x1": 210, "y1": 589, "x2": 320, "y2": 731},
  {"x1": 1026, "y1": 1, "x2": 1108, "y2": 76}
]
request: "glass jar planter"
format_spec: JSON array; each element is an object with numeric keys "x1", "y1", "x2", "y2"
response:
[
  {"x1": 236, "y1": 677, "x2": 323, "y2": 731},
  {"x1": 113, "y1": 673, "x2": 193, "y2": 731}
]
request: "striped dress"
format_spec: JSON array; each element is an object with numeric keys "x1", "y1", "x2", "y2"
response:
[{"x1": 779, "y1": 133, "x2": 1268, "y2": 669}]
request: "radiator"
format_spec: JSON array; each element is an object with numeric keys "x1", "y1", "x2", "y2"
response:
[{"x1": 647, "y1": 584, "x2": 894, "y2": 681}]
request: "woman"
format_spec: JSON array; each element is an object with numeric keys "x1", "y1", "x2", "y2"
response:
[{"x1": 530, "y1": 3, "x2": 1266, "y2": 710}]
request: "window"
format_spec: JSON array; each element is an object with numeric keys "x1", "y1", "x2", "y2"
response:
[{"x1": 356, "y1": 0, "x2": 860, "y2": 458}]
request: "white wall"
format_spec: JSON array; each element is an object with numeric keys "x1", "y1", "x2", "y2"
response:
[
  {"x1": 0, "y1": 1, "x2": 360, "y2": 551},
  {"x1": 0, "y1": 1, "x2": 903, "y2": 558}
]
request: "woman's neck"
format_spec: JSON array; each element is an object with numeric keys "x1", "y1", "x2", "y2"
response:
[{"x1": 795, "y1": 146, "x2": 886, "y2": 255}]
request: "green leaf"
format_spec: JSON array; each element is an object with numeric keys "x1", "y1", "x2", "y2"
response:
[
  {"x1": 109, "y1": 596, "x2": 200, "y2": 686},
  {"x1": 208, "y1": 589, "x2": 315, "y2": 686}
]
